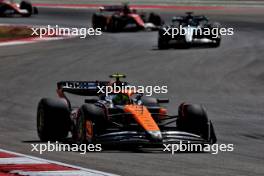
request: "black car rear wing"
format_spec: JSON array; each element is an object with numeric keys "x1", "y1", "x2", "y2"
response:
[
  {"x1": 57, "y1": 81, "x2": 109, "y2": 96},
  {"x1": 57, "y1": 81, "x2": 130, "y2": 96},
  {"x1": 172, "y1": 15, "x2": 208, "y2": 23}
]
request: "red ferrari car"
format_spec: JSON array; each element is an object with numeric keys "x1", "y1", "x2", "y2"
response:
[
  {"x1": 92, "y1": 4, "x2": 163, "y2": 32},
  {"x1": 0, "y1": 0, "x2": 38, "y2": 17}
]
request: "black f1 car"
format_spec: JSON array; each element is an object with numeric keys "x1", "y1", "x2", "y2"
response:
[
  {"x1": 92, "y1": 4, "x2": 163, "y2": 32},
  {"x1": 0, "y1": 0, "x2": 38, "y2": 17},
  {"x1": 37, "y1": 74, "x2": 217, "y2": 147},
  {"x1": 158, "y1": 12, "x2": 221, "y2": 49}
]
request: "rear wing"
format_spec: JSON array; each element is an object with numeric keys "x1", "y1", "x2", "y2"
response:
[
  {"x1": 172, "y1": 15, "x2": 208, "y2": 23},
  {"x1": 57, "y1": 81, "x2": 109, "y2": 96},
  {"x1": 194, "y1": 15, "x2": 208, "y2": 22},
  {"x1": 99, "y1": 5, "x2": 125, "y2": 12},
  {"x1": 99, "y1": 5, "x2": 135, "y2": 12},
  {"x1": 57, "y1": 81, "x2": 129, "y2": 96}
]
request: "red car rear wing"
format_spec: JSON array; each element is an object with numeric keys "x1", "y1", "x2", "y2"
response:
[
  {"x1": 99, "y1": 5, "x2": 135, "y2": 12},
  {"x1": 100, "y1": 5, "x2": 125, "y2": 12}
]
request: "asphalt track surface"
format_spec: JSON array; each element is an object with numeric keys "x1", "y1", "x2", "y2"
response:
[{"x1": 0, "y1": 7, "x2": 264, "y2": 176}]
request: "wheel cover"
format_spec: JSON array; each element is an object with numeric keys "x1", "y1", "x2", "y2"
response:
[
  {"x1": 37, "y1": 107, "x2": 45, "y2": 133},
  {"x1": 85, "y1": 120, "x2": 93, "y2": 141}
]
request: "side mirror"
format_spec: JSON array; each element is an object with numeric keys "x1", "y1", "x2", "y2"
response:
[
  {"x1": 157, "y1": 98, "x2": 169, "y2": 103},
  {"x1": 135, "y1": 93, "x2": 143, "y2": 101}
]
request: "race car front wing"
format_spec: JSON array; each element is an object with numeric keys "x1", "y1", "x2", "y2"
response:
[{"x1": 95, "y1": 130, "x2": 211, "y2": 146}]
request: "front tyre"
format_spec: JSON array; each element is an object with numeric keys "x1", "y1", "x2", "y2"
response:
[
  {"x1": 76, "y1": 107, "x2": 94, "y2": 144},
  {"x1": 211, "y1": 37, "x2": 221, "y2": 47},
  {"x1": 209, "y1": 22, "x2": 221, "y2": 47},
  {"x1": 37, "y1": 98, "x2": 70, "y2": 142},
  {"x1": 76, "y1": 104, "x2": 106, "y2": 144},
  {"x1": 177, "y1": 103, "x2": 217, "y2": 143}
]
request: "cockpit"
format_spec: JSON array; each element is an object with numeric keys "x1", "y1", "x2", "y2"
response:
[{"x1": 105, "y1": 93, "x2": 130, "y2": 105}]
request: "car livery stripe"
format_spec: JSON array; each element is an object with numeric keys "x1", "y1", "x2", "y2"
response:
[
  {"x1": 0, "y1": 149, "x2": 118, "y2": 176},
  {"x1": 0, "y1": 164, "x2": 78, "y2": 171},
  {"x1": 124, "y1": 105, "x2": 160, "y2": 131},
  {"x1": 128, "y1": 14, "x2": 145, "y2": 28},
  {"x1": 0, "y1": 152, "x2": 17, "y2": 158},
  {"x1": 0, "y1": 172, "x2": 17, "y2": 176}
]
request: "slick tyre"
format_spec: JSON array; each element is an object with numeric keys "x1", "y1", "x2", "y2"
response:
[
  {"x1": 148, "y1": 13, "x2": 163, "y2": 26},
  {"x1": 20, "y1": 1, "x2": 33, "y2": 17},
  {"x1": 177, "y1": 103, "x2": 216, "y2": 143},
  {"x1": 158, "y1": 37, "x2": 169, "y2": 50},
  {"x1": 211, "y1": 38, "x2": 221, "y2": 47},
  {"x1": 209, "y1": 22, "x2": 221, "y2": 47},
  {"x1": 107, "y1": 16, "x2": 119, "y2": 32},
  {"x1": 76, "y1": 104, "x2": 106, "y2": 144},
  {"x1": 92, "y1": 13, "x2": 106, "y2": 30},
  {"x1": 37, "y1": 98, "x2": 70, "y2": 142}
]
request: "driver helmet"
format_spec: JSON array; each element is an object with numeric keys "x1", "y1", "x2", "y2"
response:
[{"x1": 112, "y1": 94, "x2": 129, "y2": 105}]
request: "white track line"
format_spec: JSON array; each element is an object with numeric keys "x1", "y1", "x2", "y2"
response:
[
  {"x1": 0, "y1": 23, "x2": 75, "y2": 47},
  {"x1": 0, "y1": 40, "x2": 37, "y2": 46},
  {"x1": 11, "y1": 170, "x2": 101, "y2": 176},
  {"x1": 0, "y1": 37, "x2": 72, "y2": 47}
]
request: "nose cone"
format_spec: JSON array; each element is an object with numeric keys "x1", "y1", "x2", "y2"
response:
[{"x1": 147, "y1": 130, "x2": 162, "y2": 142}]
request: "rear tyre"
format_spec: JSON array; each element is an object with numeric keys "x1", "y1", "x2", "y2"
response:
[
  {"x1": 37, "y1": 98, "x2": 70, "y2": 142},
  {"x1": 92, "y1": 13, "x2": 107, "y2": 31},
  {"x1": 158, "y1": 37, "x2": 169, "y2": 50},
  {"x1": 76, "y1": 104, "x2": 106, "y2": 144},
  {"x1": 148, "y1": 13, "x2": 163, "y2": 26},
  {"x1": 20, "y1": 1, "x2": 33, "y2": 17},
  {"x1": 107, "y1": 16, "x2": 119, "y2": 32},
  {"x1": 177, "y1": 103, "x2": 216, "y2": 143}
]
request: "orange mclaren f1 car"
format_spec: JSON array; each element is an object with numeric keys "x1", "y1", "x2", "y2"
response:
[
  {"x1": 0, "y1": 0, "x2": 38, "y2": 17},
  {"x1": 92, "y1": 4, "x2": 163, "y2": 32},
  {"x1": 37, "y1": 74, "x2": 217, "y2": 147}
]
